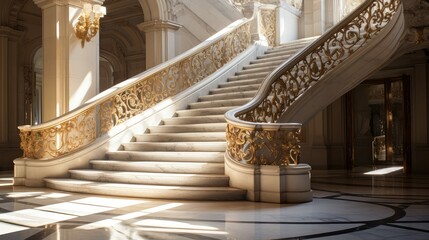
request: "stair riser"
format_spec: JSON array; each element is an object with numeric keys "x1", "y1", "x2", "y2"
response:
[
  {"x1": 176, "y1": 107, "x2": 234, "y2": 117},
  {"x1": 226, "y1": 76, "x2": 270, "y2": 83},
  {"x1": 243, "y1": 61, "x2": 283, "y2": 70},
  {"x1": 107, "y1": 151, "x2": 225, "y2": 162},
  {"x1": 220, "y1": 78, "x2": 264, "y2": 87},
  {"x1": 122, "y1": 142, "x2": 226, "y2": 152},
  {"x1": 162, "y1": 116, "x2": 226, "y2": 125},
  {"x1": 91, "y1": 161, "x2": 225, "y2": 174},
  {"x1": 148, "y1": 123, "x2": 226, "y2": 133},
  {"x1": 250, "y1": 55, "x2": 289, "y2": 64},
  {"x1": 45, "y1": 180, "x2": 246, "y2": 200},
  {"x1": 209, "y1": 84, "x2": 260, "y2": 94},
  {"x1": 70, "y1": 171, "x2": 230, "y2": 187},
  {"x1": 189, "y1": 99, "x2": 250, "y2": 109},
  {"x1": 199, "y1": 91, "x2": 256, "y2": 102},
  {"x1": 135, "y1": 133, "x2": 226, "y2": 142},
  {"x1": 236, "y1": 67, "x2": 275, "y2": 75}
]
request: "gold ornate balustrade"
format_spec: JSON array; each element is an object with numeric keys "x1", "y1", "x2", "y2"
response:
[
  {"x1": 259, "y1": 8, "x2": 277, "y2": 46},
  {"x1": 19, "y1": 20, "x2": 252, "y2": 160},
  {"x1": 225, "y1": 0, "x2": 402, "y2": 166}
]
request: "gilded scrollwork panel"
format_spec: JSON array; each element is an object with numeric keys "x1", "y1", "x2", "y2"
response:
[
  {"x1": 226, "y1": 0, "x2": 401, "y2": 167},
  {"x1": 226, "y1": 124, "x2": 301, "y2": 165},
  {"x1": 259, "y1": 9, "x2": 277, "y2": 46},
  {"x1": 240, "y1": 0, "x2": 401, "y2": 123}
]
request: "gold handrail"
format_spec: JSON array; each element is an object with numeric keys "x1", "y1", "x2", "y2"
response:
[
  {"x1": 225, "y1": 0, "x2": 402, "y2": 166},
  {"x1": 19, "y1": 19, "x2": 252, "y2": 160}
]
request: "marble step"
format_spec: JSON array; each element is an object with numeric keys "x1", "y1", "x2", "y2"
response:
[
  {"x1": 175, "y1": 106, "x2": 235, "y2": 117},
  {"x1": 122, "y1": 142, "x2": 226, "y2": 152},
  {"x1": 266, "y1": 45, "x2": 306, "y2": 54},
  {"x1": 90, "y1": 160, "x2": 225, "y2": 174},
  {"x1": 227, "y1": 72, "x2": 268, "y2": 82},
  {"x1": 250, "y1": 55, "x2": 291, "y2": 64},
  {"x1": 199, "y1": 91, "x2": 257, "y2": 101},
  {"x1": 263, "y1": 48, "x2": 299, "y2": 57},
  {"x1": 236, "y1": 66, "x2": 276, "y2": 75},
  {"x1": 189, "y1": 98, "x2": 251, "y2": 109},
  {"x1": 219, "y1": 78, "x2": 264, "y2": 88},
  {"x1": 68, "y1": 169, "x2": 230, "y2": 187},
  {"x1": 268, "y1": 37, "x2": 318, "y2": 51},
  {"x1": 162, "y1": 115, "x2": 226, "y2": 125},
  {"x1": 45, "y1": 178, "x2": 247, "y2": 200},
  {"x1": 148, "y1": 123, "x2": 227, "y2": 133},
  {"x1": 243, "y1": 60, "x2": 283, "y2": 70},
  {"x1": 209, "y1": 84, "x2": 260, "y2": 94},
  {"x1": 107, "y1": 151, "x2": 225, "y2": 162},
  {"x1": 135, "y1": 132, "x2": 226, "y2": 142}
]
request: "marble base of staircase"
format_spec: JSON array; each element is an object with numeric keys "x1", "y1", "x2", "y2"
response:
[{"x1": 225, "y1": 154, "x2": 312, "y2": 203}]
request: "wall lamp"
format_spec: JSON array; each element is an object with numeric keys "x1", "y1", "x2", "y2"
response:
[{"x1": 74, "y1": 3, "x2": 106, "y2": 47}]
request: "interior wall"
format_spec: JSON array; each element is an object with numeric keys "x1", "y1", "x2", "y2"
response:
[{"x1": 173, "y1": 0, "x2": 242, "y2": 55}]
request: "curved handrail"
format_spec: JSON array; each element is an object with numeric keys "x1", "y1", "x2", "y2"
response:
[
  {"x1": 225, "y1": 0, "x2": 403, "y2": 166},
  {"x1": 19, "y1": 15, "x2": 254, "y2": 159}
]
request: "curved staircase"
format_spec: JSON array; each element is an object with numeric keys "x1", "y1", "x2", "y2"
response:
[{"x1": 44, "y1": 38, "x2": 316, "y2": 200}]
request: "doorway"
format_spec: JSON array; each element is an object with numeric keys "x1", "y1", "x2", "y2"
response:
[{"x1": 346, "y1": 76, "x2": 411, "y2": 173}]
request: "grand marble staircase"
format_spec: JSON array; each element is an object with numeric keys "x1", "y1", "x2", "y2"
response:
[{"x1": 44, "y1": 38, "x2": 316, "y2": 200}]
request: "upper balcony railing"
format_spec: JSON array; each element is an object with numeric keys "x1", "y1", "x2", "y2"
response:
[
  {"x1": 19, "y1": 11, "x2": 272, "y2": 159},
  {"x1": 225, "y1": 0, "x2": 403, "y2": 166}
]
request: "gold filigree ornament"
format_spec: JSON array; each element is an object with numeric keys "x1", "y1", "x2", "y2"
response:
[
  {"x1": 19, "y1": 21, "x2": 251, "y2": 159},
  {"x1": 226, "y1": 0, "x2": 402, "y2": 166},
  {"x1": 259, "y1": 8, "x2": 277, "y2": 46}
]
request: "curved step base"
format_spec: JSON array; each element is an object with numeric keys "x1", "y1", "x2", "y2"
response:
[{"x1": 45, "y1": 178, "x2": 247, "y2": 201}]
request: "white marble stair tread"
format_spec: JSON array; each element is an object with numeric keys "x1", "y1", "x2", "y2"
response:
[
  {"x1": 134, "y1": 132, "x2": 226, "y2": 142},
  {"x1": 268, "y1": 36, "x2": 318, "y2": 50},
  {"x1": 122, "y1": 142, "x2": 226, "y2": 152},
  {"x1": 106, "y1": 151, "x2": 225, "y2": 162},
  {"x1": 209, "y1": 84, "x2": 260, "y2": 94},
  {"x1": 265, "y1": 46, "x2": 303, "y2": 54},
  {"x1": 44, "y1": 179, "x2": 247, "y2": 200},
  {"x1": 199, "y1": 91, "x2": 257, "y2": 102},
  {"x1": 220, "y1": 78, "x2": 264, "y2": 87},
  {"x1": 268, "y1": 41, "x2": 311, "y2": 51},
  {"x1": 218, "y1": 77, "x2": 264, "y2": 88},
  {"x1": 250, "y1": 55, "x2": 291, "y2": 64},
  {"x1": 235, "y1": 66, "x2": 276, "y2": 76},
  {"x1": 188, "y1": 98, "x2": 251, "y2": 109},
  {"x1": 262, "y1": 49, "x2": 298, "y2": 57},
  {"x1": 227, "y1": 72, "x2": 268, "y2": 81},
  {"x1": 68, "y1": 169, "x2": 230, "y2": 187},
  {"x1": 162, "y1": 115, "x2": 226, "y2": 125},
  {"x1": 236, "y1": 67, "x2": 275, "y2": 75},
  {"x1": 90, "y1": 160, "x2": 225, "y2": 174},
  {"x1": 148, "y1": 123, "x2": 226, "y2": 133},
  {"x1": 256, "y1": 52, "x2": 293, "y2": 60},
  {"x1": 243, "y1": 60, "x2": 284, "y2": 70},
  {"x1": 175, "y1": 106, "x2": 235, "y2": 117}
]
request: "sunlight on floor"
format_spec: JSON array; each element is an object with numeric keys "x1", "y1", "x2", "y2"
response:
[
  {"x1": 364, "y1": 166, "x2": 403, "y2": 175},
  {"x1": 77, "y1": 202, "x2": 183, "y2": 230}
]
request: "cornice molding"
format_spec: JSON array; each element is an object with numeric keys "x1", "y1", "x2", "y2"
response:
[
  {"x1": 137, "y1": 20, "x2": 182, "y2": 33},
  {"x1": 33, "y1": 0, "x2": 105, "y2": 9},
  {"x1": 0, "y1": 26, "x2": 24, "y2": 40}
]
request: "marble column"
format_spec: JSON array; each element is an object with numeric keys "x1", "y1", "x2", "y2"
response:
[
  {"x1": 138, "y1": 20, "x2": 181, "y2": 69},
  {"x1": 33, "y1": 0, "x2": 104, "y2": 122},
  {"x1": 0, "y1": 26, "x2": 22, "y2": 144},
  {"x1": 0, "y1": 31, "x2": 8, "y2": 144}
]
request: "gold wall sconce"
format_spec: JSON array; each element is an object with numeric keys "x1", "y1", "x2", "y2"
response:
[{"x1": 74, "y1": 3, "x2": 106, "y2": 47}]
